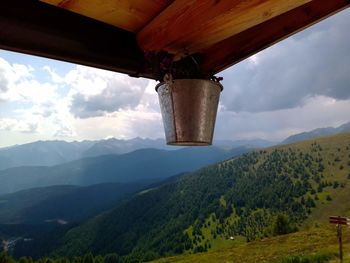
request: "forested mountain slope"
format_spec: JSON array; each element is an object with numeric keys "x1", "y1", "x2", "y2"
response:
[{"x1": 50, "y1": 133, "x2": 350, "y2": 261}]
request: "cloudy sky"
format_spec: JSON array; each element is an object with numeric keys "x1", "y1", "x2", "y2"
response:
[{"x1": 0, "y1": 8, "x2": 350, "y2": 148}]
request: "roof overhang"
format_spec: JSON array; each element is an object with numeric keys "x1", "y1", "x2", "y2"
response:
[{"x1": 1, "y1": 0, "x2": 349, "y2": 80}]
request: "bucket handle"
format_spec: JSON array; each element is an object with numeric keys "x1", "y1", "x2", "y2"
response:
[{"x1": 163, "y1": 73, "x2": 174, "y2": 93}]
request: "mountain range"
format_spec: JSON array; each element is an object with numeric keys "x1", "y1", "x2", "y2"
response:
[
  {"x1": 0, "y1": 121, "x2": 349, "y2": 195},
  {"x1": 282, "y1": 122, "x2": 350, "y2": 144},
  {"x1": 0, "y1": 138, "x2": 168, "y2": 171},
  {"x1": 0, "y1": 138, "x2": 273, "y2": 171},
  {"x1": 2, "y1": 122, "x2": 349, "y2": 172},
  {"x1": 0, "y1": 146, "x2": 249, "y2": 195}
]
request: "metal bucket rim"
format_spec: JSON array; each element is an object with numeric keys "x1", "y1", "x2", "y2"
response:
[
  {"x1": 155, "y1": 79, "x2": 223, "y2": 92},
  {"x1": 167, "y1": 140, "x2": 212, "y2": 146}
]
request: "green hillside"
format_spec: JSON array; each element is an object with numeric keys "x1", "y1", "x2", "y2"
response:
[
  {"x1": 3, "y1": 225, "x2": 350, "y2": 263},
  {"x1": 15, "y1": 133, "x2": 350, "y2": 261},
  {"x1": 152, "y1": 225, "x2": 350, "y2": 263}
]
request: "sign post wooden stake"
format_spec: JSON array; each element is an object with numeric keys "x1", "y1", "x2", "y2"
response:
[
  {"x1": 329, "y1": 216, "x2": 349, "y2": 263},
  {"x1": 337, "y1": 223, "x2": 343, "y2": 263}
]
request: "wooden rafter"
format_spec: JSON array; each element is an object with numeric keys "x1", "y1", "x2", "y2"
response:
[
  {"x1": 0, "y1": 0, "x2": 149, "y2": 78},
  {"x1": 137, "y1": 0, "x2": 311, "y2": 56},
  {"x1": 200, "y1": 0, "x2": 350, "y2": 75},
  {"x1": 41, "y1": 0, "x2": 173, "y2": 32}
]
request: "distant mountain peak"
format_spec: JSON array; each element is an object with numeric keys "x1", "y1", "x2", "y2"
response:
[
  {"x1": 282, "y1": 121, "x2": 350, "y2": 144},
  {"x1": 0, "y1": 136, "x2": 277, "y2": 171}
]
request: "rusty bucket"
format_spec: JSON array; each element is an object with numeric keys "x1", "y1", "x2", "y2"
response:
[{"x1": 156, "y1": 79, "x2": 223, "y2": 146}]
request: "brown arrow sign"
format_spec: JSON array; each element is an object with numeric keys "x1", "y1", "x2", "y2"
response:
[
  {"x1": 329, "y1": 216, "x2": 349, "y2": 221},
  {"x1": 329, "y1": 216, "x2": 349, "y2": 225},
  {"x1": 330, "y1": 220, "x2": 348, "y2": 225}
]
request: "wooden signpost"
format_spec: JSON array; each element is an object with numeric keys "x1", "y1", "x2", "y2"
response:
[{"x1": 329, "y1": 216, "x2": 350, "y2": 262}]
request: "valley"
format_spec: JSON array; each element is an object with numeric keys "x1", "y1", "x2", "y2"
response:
[{"x1": 1, "y1": 132, "x2": 350, "y2": 262}]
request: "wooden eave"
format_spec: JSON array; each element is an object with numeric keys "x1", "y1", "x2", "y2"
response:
[{"x1": 0, "y1": 0, "x2": 349, "y2": 80}]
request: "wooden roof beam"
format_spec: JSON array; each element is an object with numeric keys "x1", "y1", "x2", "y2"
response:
[
  {"x1": 0, "y1": 0, "x2": 154, "y2": 78},
  {"x1": 200, "y1": 0, "x2": 350, "y2": 75},
  {"x1": 137, "y1": 0, "x2": 311, "y2": 56},
  {"x1": 40, "y1": 0, "x2": 174, "y2": 33}
]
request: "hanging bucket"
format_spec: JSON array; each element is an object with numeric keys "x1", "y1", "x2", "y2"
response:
[{"x1": 156, "y1": 79, "x2": 223, "y2": 146}]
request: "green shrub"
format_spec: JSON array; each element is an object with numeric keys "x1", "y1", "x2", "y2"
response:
[{"x1": 272, "y1": 214, "x2": 297, "y2": 236}]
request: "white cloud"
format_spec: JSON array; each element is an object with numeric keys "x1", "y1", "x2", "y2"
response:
[
  {"x1": 0, "y1": 57, "x2": 75, "y2": 139},
  {"x1": 43, "y1": 65, "x2": 65, "y2": 83},
  {"x1": 0, "y1": 58, "x2": 34, "y2": 101},
  {"x1": 0, "y1": 57, "x2": 60, "y2": 105},
  {"x1": 0, "y1": 118, "x2": 38, "y2": 133},
  {"x1": 0, "y1": 59, "x2": 161, "y2": 142},
  {"x1": 65, "y1": 66, "x2": 150, "y2": 118}
]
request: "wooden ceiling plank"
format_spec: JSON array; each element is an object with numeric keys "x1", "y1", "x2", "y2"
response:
[
  {"x1": 137, "y1": 0, "x2": 310, "y2": 56},
  {"x1": 41, "y1": 0, "x2": 173, "y2": 32},
  {"x1": 0, "y1": 0, "x2": 155, "y2": 78},
  {"x1": 200, "y1": 0, "x2": 350, "y2": 75}
]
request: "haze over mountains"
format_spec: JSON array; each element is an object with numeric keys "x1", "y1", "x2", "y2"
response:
[
  {"x1": 0, "y1": 122, "x2": 348, "y2": 195},
  {"x1": 0, "y1": 183, "x2": 143, "y2": 224},
  {"x1": 1, "y1": 122, "x2": 349, "y2": 172},
  {"x1": 0, "y1": 138, "x2": 170, "y2": 171},
  {"x1": 0, "y1": 138, "x2": 273, "y2": 171},
  {"x1": 0, "y1": 147, "x2": 249, "y2": 195}
]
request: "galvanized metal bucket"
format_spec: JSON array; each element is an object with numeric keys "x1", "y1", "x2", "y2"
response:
[{"x1": 156, "y1": 79, "x2": 223, "y2": 146}]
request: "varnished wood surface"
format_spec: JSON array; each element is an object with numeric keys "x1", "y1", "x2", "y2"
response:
[
  {"x1": 41, "y1": 0, "x2": 173, "y2": 32},
  {"x1": 137, "y1": 0, "x2": 310, "y2": 56}
]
